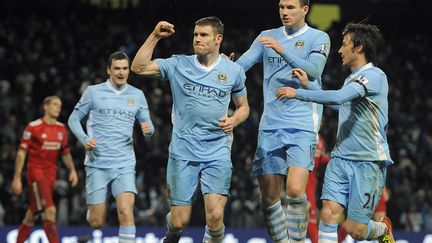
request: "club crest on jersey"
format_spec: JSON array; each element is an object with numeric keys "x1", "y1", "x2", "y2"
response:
[
  {"x1": 294, "y1": 40, "x2": 305, "y2": 48},
  {"x1": 41, "y1": 133, "x2": 47, "y2": 139},
  {"x1": 58, "y1": 132, "x2": 63, "y2": 141},
  {"x1": 127, "y1": 97, "x2": 135, "y2": 105},
  {"x1": 23, "y1": 130, "x2": 31, "y2": 140},
  {"x1": 217, "y1": 73, "x2": 228, "y2": 83}
]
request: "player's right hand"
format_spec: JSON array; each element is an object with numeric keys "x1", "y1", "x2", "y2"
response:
[
  {"x1": 153, "y1": 21, "x2": 175, "y2": 38},
  {"x1": 276, "y1": 87, "x2": 297, "y2": 100},
  {"x1": 11, "y1": 177, "x2": 22, "y2": 195},
  {"x1": 221, "y1": 52, "x2": 235, "y2": 61},
  {"x1": 85, "y1": 138, "x2": 96, "y2": 151}
]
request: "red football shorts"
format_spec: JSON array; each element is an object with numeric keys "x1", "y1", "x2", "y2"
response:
[
  {"x1": 26, "y1": 169, "x2": 55, "y2": 213},
  {"x1": 374, "y1": 193, "x2": 387, "y2": 213}
]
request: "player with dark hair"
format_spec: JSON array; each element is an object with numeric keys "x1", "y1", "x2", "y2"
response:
[
  {"x1": 68, "y1": 51, "x2": 154, "y2": 243},
  {"x1": 276, "y1": 22, "x2": 395, "y2": 243},
  {"x1": 12, "y1": 96, "x2": 78, "y2": 243},
  {"x1": 234, "y1": 0, "x2": 331, "y2": 241}
]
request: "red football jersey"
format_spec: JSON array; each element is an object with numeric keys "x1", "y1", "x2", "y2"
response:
[{"x1": 19, "y1": 118, "x2": 70, "y2": 180}]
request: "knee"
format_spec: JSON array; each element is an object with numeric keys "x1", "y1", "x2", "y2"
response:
[
  {"x1": 320, "y1": 206, "x2": 339, "y2": 223},
  {"x1": 345, "y1": 223, "x2": 367, "y2": 240},
  {"x1": 117, "y1": 206, "x2": 134, "y2": 222},
  {"x1": 44, "y1": 207, "x2": 56, "y2": 221},
  {"x1": 346, "y1": 227, "x2": 367, "y2": 240},
  {"x1": 87, "y1": 211, "x2": 105, "y2": 229},
  {"x1": 285, "y1": 186, "x2": 304, "y2": 198},
  {"x1": 170, "y1": 215, "x2": 190, "y2": 229},
  {"x1": 206, "y1": 207, "x2": 224, "y2": 228},
  {"x1": 88, "y1": 217, "x2": 105, "y2": 229}
]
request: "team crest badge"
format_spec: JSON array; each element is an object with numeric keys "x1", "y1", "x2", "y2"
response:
[
  {"x1": 23, "y1": 131, "x2": 31, "y2": 140},
  {"x1": 58, "y1": 132, "x2": 63, "y2": 141},
  {"x1": 41, "y1": 133, "x2": 47, "y2": 139},
  {"x1": 127, "y1": 97, "x2": 135, "y2": 105},
  {"x1": 294, "y1": 40, "x2": 305, "y2": 48},
  {"x1": 217, "y1": 73, "x2": 227, "y2": 82}
]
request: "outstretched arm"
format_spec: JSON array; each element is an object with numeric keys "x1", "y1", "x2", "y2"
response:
[
  {"x1": 131, "y1": 21, "x2": 175, "y2": 78},
  {"x1": 277, "y1": 84, "x2": 361, "y2": 105}
]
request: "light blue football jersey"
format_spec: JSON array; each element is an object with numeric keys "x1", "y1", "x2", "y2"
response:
[
  {"x1": 236, "y1": 24, "x2": 330, "y2": 133},
  {"x1": 333, "y1": 64, "x2": 392, "y2": 164},
  {"x1": 68, "y1": 80, "x2": 153, "y2": 168},
  {"x1": 296, "y1": 63, "x2": 393, "y2": 165},
  {"x1": 156, "y1": 54, "x2": 247, "y2": 161}
]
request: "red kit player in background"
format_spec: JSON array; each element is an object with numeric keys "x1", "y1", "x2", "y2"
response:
[
  {"x1": 306, "y1": 134, "x2": 330, "y2": 243},
  {"x1": 11, "y1": 96, "x2": 78, "y2": 243}
]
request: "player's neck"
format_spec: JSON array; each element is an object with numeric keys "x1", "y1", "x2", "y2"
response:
[
  {"x1": 43, "y1": 116, "x2": 57, "y2": 125},
  {"x1": 349, "y1": 57, "x2": 368, "y2": 71},
  {"x1": 197, "y1": 52, "x2": 220, "y2": 67},
  {"x1": 285, "y1": 22, "x2": 306, "y2": 35},
  {"x1": 108, "y1": 79, "x2": 126, "y2": 90}
]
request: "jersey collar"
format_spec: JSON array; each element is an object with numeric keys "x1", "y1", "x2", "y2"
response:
[
  {"x1": 282, "y1": 24, "x2": 309, "y2": 39},
  {"x1": 106, "y1": 79, "x2": 128, "y2": 95},
  {"x1": 348, "y1": 62, "x2": 374, "y2": 80},
  {"x1": 193, "y1": 54, "x2": 221, "y2": 72}
]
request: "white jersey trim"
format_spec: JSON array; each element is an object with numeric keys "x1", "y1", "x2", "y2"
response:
[
  {"x1": 106, "y1": 79, "x2": 128, "y2": 95},
  {"x1": 193, "y1": 54, "x2": 221, "y2": 72},
  {"x1": 282, "y1": 24, "x2": 310, "y2": 40},
  {"x1": 312, "y1": 102, "x2": 320, "y2": 133},
  {"x1": 367, "y1": 96, "x2": 387, "y2": 160}
]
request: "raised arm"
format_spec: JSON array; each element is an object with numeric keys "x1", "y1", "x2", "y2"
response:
[{"x1": 131, "y1": 21, "x2": 175, "y2": 78}]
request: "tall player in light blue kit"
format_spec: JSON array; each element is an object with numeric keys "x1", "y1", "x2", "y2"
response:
[
  {"x1": 234, "y1": 0, "x2": 330, "y2": 242},
  {"x1": 276, "y1": 22, "x2": 395, "y2": 243},
  {"x1": 68, "y1": 51, "x2": 154, "y2": 243},
  {"x1": 131, "y1": 17, "x2": 249, "y2": 243}
]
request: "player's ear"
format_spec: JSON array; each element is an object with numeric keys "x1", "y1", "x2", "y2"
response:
[
  {"x1": 356, "y1": 45, "x2": 364, "y2": 54},
  {"x1": 216, "y1": 34, "x2": 223, "y2": 44},
  {"x1": 106, "y1": 67, "x2": 111, "y2": 76},
  {"x1": 302, "y1": 5, "x2": 309, "y2": 15}
]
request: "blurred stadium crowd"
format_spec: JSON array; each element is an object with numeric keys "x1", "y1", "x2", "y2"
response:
[{"x1": 1, "y1": 0, "x2": 432, "y2": 232}]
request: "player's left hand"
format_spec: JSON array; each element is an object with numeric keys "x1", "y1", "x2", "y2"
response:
[
  {"x1": 69, "y1": 170, "x2": 78, "y2": 187},
  {"x1": 141, "y1": 122, "x2": 152, "y2": 135},
  {"x1": 259, "y1": 37, "x2": 284, "y2": 54},
  {"x1": 218, "y1": 116, "x2": 235, "y2": 134},
  {"x1": 292, "y1": 68, "x2": 309, "y2": 87},
  {"x1": 276, "y1": 87, "x2": 297, "y2": 100}
]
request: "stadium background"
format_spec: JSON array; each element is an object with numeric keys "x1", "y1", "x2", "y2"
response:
[{"x1": 1, "y1": 0, "x2": 432, "y2": 240}]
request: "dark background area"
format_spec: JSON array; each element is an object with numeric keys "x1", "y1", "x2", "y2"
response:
[{"x1": 0, "y1": 0, "x2": 431, "y2": 232}]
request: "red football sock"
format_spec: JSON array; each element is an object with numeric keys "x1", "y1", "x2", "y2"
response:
[
  {"x1": 43, "y1": 220, "x2": 59, "y2": 243},
  {"x1": 338, "y1": 226, "x2": 349, "y2": 243},
  {"x1": 307, "y1": 221, "x2": 319, "y2": 243},
  {"x1": 16, "y1": 223, "x2": 32, "y2": 243}
]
